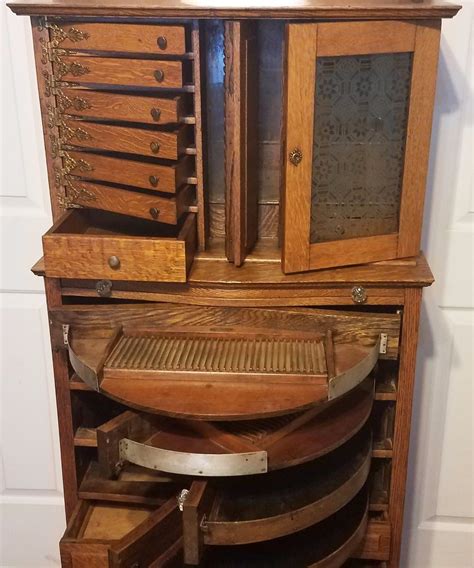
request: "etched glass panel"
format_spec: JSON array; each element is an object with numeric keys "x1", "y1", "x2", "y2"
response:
[{"x1": 310, "y1": 53, "x2": 413, "y2": 244}]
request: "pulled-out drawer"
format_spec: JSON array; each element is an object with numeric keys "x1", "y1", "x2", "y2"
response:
[
  {"x1": 63, "y1": 152, "x2": 194, "y2": 194},
  {"x1": 60, "y1": 498, "x2": 182, "y2": 568},
  {"x1": 50, "y1": 22, "x2": 187, "y2": 55},
  {"x1": 53, "y1": 55, "x2": 184, "y2": 88},
  {"x1": 60, "y1": 120, "x2": 191, "y2": 160},
  {"x1": 57, "y1": 89, "x2": 187, "y2": 125},
  {"x1": 64, "y1": 181, "x2": 193, "y2": 224},
  {"x1": 43, "y1": 209, "x2": 196, "y2": 282}
]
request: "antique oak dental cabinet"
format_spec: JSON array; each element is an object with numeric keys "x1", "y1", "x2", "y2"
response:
[{"x1": 7, "y1": 0, "x2": 461, "y2": 566}]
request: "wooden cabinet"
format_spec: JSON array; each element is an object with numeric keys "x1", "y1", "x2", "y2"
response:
[{"x1": 7, "y1": 0, "x2": 461, "y2": 566}]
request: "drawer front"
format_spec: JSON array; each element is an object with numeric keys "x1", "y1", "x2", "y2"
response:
[
  {"x1": 51, "y1": 23, "x2": 186, "y2": 55},
  {"x1": 60, "y1": 120, "x2": 188, "y2": 160},
  {"x1": 58, "y1": 89, "x2": 184, "y2": 125},
  {"x1": 64, "y1": 151, "x2": 193, "y2": 194},
  {"x1": 66, "y1": 181, "x2": 193, "y2": 224},
  {"x1": 54, "y1": 56, "x2": 183, "y2": 88},
  {"x1": 43, "y1": 213, "x2": 196, "y2": 282}
]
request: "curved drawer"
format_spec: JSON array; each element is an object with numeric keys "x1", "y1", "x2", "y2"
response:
[
  {"x1": 206, "y1": 489, "x2": 368, "y2": 568},
  {"x1": 202, "y1": 431, "x2": 371, "y2": 545},
  {"x1": 64, "y1": 310, "x2": 384, "y2": 419},
  {"x1": 94, "y1": 383, "x2": 373, "y2": 478}
]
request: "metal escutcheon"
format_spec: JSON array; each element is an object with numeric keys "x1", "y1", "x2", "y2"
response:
[
  {"x1": 289, "y1": 148, "x2": 303, "y2": 166},
  {"x1": 96, "y1": 280, "x2": 112, "y2": 298},
  {"x1": 351, "y1": 285, "x2": 368, "y2": 304}
]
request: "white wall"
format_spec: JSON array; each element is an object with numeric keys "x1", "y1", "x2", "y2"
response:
[
  {"x1": 1, "y1": 5, "x2": 65, "y2": 567},
  {"x1": 0, "y1": 5, "x2": 472, "y2": 567}
]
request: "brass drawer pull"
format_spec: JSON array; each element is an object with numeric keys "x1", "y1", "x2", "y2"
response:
[
  {"x1": 154, "y1": 69, "x2": 165, "y2": 83},
  {"x1": 150, "y1": 141, "x2": 160, "y2": 154},
  {"x1": 149, "y1": 207, "x2": 160, "y2": 219},
  {"x1": 351, "y1": 285, "x2": 367, "y2": 304},
  {"x1": 108, "y1": 255, "x2": 121, "y2": 270},
  {"x1": 150, "y1": 108, "x2": 161, "y2": 122},
  {"x1": 149, "y1": 175, "x2": 159, "y2": 187},
  {"x1": 157, "y1": 36, "x2": 168, "y2": 50},
  {"x1": 289, "y1": 148, "x2": 303, "y2": 166}
]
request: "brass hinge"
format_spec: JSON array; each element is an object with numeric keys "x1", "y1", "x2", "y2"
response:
[
  {"x1": 58, "y1": 180, "x2": 97, "y2": 210},
  {"x1": 62, "y1": 324, "x2": 70, "y2": 346},
  {"x1": 55, "y1": 151, "x2": 94, "y2": 188}
]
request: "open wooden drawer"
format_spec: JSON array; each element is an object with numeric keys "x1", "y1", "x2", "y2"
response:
[
  {"x1": 56, "y1": 305, "x2": 401, "y2": 419},
  {"x1": 93, "y1": 385, "x2": 373, "y2": 478},
  {"x1": 43, "y1": 209, "x2": 196, "y2": 282},
  {"x1": 60, "y1": 497, "x2": 182, "y2": 568}
]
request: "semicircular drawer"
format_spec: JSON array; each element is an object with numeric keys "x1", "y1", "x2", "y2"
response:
[
  {"x1": 93, "y1": 383, "x2": 373, "y2": 478},
  {"x1": 58, "y1": 304, "x2": 400, "y2": 418},
  {"x1": 187, "y1": 430, "x2": 372, "y2": 546},
  {"x1": 205, "y1": 488, "x2": 368, "y2": 568}
]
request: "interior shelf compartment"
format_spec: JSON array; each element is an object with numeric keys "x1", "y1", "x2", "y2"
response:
[
  {"x1": 56, "y1": 304, "x2": 400, "y2": 420},
  {"x1": 93, "y1": 379, "x2": 373, "y2": 478},
  {"x1": 202, "y1": 488, "x2": 368, "y2": 568},
  {"x1": 183, "y1": 430, "x2": 371, "y2": 550}
]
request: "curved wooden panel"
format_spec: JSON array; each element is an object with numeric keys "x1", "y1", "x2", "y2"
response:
[
  {"x1": 206, "y1": 489, "x2": 368, "y2": 567},
  {"x1": 205, "y1": 431, "x2": 371, "y2": 544}
]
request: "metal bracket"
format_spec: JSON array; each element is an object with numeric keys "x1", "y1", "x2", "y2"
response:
[
  {"x1": 62, "y1": 324, "x2": 70, "y2": 346},
  {"x1": 379, "y1": 333, "x2": 388, "y2": 355}
]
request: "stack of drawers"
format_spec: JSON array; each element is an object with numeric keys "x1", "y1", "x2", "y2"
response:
[{"x1": 40, "y1": 21, "x2": 200, "y2": 282}]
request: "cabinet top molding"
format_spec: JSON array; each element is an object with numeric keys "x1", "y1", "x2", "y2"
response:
[{"x1": 8, "y1": 0, "x2": 461, "y2": 18}]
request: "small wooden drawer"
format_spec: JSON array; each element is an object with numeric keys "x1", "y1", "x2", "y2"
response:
[
  {"x1": 43, "y1": 209, "x2": 196, "y2": 282},
  {"x1": 60, "y1": 120, "x2": 191, "y2": 161},
  {"x1": 60, "y1": 498, "x2": 182, "y2": 568},
  {"x1": 53, "y1": 55, "x2": 184, "y2": 88},
  {"x1": 65, "y1": 181, "x2": 194, "y2": 224},
  {"x1": 64, "y1": 151, "x2": 194, "y2": 194},
  {"x1": 50, "y1": 22, "x2": 187, "y2": 55},
  {"x1": 58, "y1": 89, "x2": 186, "y2": 125}
]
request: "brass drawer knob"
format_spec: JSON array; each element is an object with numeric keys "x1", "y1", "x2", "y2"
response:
[
  {"x1": 157, "y1": 36, "x2": 167, "y2": 50},
  {"x1": 149, "y1": 175, "x2": 159, "y2": 187},
  {"x1": 351, "y1": 285, "x2": 367, "y2": 304},
  {"x1": 149, "y1": 207, "x2": 160, "y2": 219},
  {"x1": 108, "y1": 255, "x2": 121, "y2": 270},
  {"x1": 289, "y1": 148, "x2": 303, "y2": 166},
  {"x1": 154, "y1": 69, "x2": 165, "y2": 83},
  {"x1": 96, "y1": 280, "x2": 112, "y2": 298},
  {"x1": 150, "y1": 141, "x2": 160, "y2": 154},
  {"x1": 150, "y1": 107, "x2": 161, "y2": 122}
]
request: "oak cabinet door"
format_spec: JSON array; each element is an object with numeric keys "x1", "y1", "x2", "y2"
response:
[{"x1": 282, "y1": 21, "x2": 441, "y2": 273}]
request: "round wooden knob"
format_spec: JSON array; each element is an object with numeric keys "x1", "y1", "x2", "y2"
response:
[
  {"x1": 150, "y1": 107, "x2": 161, "y2": 122},
  {"x1": 150, "y1": 141, "x2": 160, "y2": 154},
  {"x1": 154, "y1": 69, "x2": 165, "y2": 83},
  {"x1": 108, "y1": 255, "x2": 121, "y2": 270},
  {"x1": 157, "y1": 36, "x2": 167, "y2": 50},
  {"x1": 149, "y1": 207, "x2": 160, "y2": 219},
  {"x1": 149, "y1": 175, "x2": 159, "y2": 187}
]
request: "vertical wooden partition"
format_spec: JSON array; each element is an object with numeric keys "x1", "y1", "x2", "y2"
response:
[{"x1": 224, "y1": 21, "x2": 259, "y2": 266}]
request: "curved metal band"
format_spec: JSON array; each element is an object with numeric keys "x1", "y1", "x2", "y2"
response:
[
  {"x1": 328, "y1": 337, "x2": 380, "y2": 400},
  {"x1": 119, "y1": 438, "x2": 268, "y2": 477}
]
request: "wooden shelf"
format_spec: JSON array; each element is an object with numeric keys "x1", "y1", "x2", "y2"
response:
[{"x1": 74, "y1": 427, "x2": 97, "y2": 447}]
